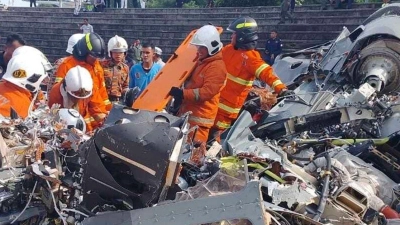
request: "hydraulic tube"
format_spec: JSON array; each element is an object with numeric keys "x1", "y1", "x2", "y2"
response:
[{"x1": 313, "y1": 152, "x2": 331, "y2": 222}]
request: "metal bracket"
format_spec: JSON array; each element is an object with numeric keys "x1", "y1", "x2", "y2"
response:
[{"x1": 82, "y1": 180, "x2": 268, "y2": 225}]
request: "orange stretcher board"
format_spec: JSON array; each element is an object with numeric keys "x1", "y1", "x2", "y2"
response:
[{"x1": 132, "y1": 26, "x2": 224, "y2": 111}]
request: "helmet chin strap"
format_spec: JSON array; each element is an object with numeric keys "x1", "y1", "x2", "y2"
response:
[
  {"x1": 27, "y1": 91, "x2": 39, "y2": 118},
  {"x1": 235, "y1": 41, "x2": 258, "y2": 51}
]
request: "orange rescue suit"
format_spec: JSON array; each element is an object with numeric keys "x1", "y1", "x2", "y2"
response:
[
  {"x1": 213, "y1": 44, "x2": 287, "y2": 131},
  {"x1": 0, "y1": 80, "x2": 32, "y2": 119},
  {"x1": 54, "y1": 56, "x2": 112, "y2": 112},
  {"x1": 178, "y1": 51, "x2": 227, "y2": 143},
  {"x1": 48, "y1": 82, "x2": 107, "y2": 132}
]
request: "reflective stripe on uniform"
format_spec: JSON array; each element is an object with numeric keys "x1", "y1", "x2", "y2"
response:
[
  {"x1": 189, "y1": 115, "x2": 214, "y2": 126},
  {"x1": 104, "y1": 99, "x2": 111, "y2": 105},
  {"x1": 193, "y1": 89, "x2": 200, "y2": 101},
  {"x1": 218, "y1": 102, "x2": 241, "y2": 114},
  {"x1": 216, "y1": 121, "x2": 231, "y2": 129},
  {"x1": 227, "y1": 73, "x2": 253, "y2": 87},
  {"x1": 235, "y1": 22, "x2": 257, "y2": 29},
  {"x1": 85, "y1": 33, "x2": 93, "y2": 51},
  {"x1": 255, "y1": 64, "x2": 270, "y2": 78},
  {"x1": 55, "y1": 77, "x2": 63, "y2": 83},
  {"x1": 84, "y1": 117, "x2": 95, "y2": 123},
  {"x1": 271, "y1": 80, "x2": 283, "y2": 90}
]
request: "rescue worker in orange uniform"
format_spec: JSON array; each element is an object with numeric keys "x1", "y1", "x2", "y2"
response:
[
  {"x1": 210, "y1": 16, "x2": 294, "y2": 140},
  {"x1": 100, "y1": 35, "x2": 130, "y2": 102},
  {"x1": 12, "y1": 45, "x2": 54, "y2": 106},
  {"x1": 0, "y1": 53, "x2": 47, "y2": 118},
  {"x1": 48, "y1": 66, "x2": 106, "y2": 132},
  {"x1": 168, "y1": 25, "x2": 227, "y2": 143},
  {"x1": 50, "y1": 33, "x2": 85, "y2": 91},
  {"x1": 54, "y1": 33, "x2": 111, "y2": 127}
]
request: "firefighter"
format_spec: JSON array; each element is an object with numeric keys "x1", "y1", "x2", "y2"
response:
[
  {"x1": 0, "y1": 34, "x2": 26, "y2": 79},
  {"x1": 11, "y1": 45, "x2": 53, "y2": 107},
  {"x1": 100, "y1": 35, "x2": 130, "y2": 103},
  {"x1": 0, "y1": 53, "x2": 47, "y2": 118},
  {"x1": 211, "y1": 16, "x2": 294, "y2": 140},
  {"x1": 49, "y1": 33, "x2": 86, "y2": 91},
  {"x1": 54, "y1": 32, "x2": 111, "y2": 127},
  {"x1": 169, "y1": 25, "x2": 227, "y2": 143},
  {"x1": 48, "y1": 66, "x2": 106, "y2": 132}
]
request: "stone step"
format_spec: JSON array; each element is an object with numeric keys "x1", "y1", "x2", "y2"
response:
[
  {"x1": 22, "y1": 39, "x2": 328, "y2": 62},
  {"x1": 0, "y1": 8, "x2": 376, "y2": 19},
  {"x1": 0, "y1": 22, "x2": 360, "y2": 32},
  {"x1": 6, "y1": 3, "x2": 381, "y2": 13},
  {"x1": 0, "y1": 30, "x2": 341, "y2": 42},
  {"x1": 0, "y1": 15, "x2": 367, "y2": 25},
  {"x1": 15, "y1": 36, "x2": 327, "y2": 49}
]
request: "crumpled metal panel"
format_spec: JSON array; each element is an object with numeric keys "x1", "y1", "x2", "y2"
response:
[
  {"x1": 223, "y1": 111, "x2": 283, "y2": 163},
  {"x1": 271, "y1": 181, "x2": 317, "y2": 208},
  {"x1": 81, "y1": 181, "x2": 269, "y2": 225}
]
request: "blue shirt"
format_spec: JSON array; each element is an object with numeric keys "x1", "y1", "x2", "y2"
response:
[
  {"x1": 265, "y1": 38, "x2": 282, "y2": 56},
  {"x1": 129, "y1": 63, "x2": 162, "y2": 94}
]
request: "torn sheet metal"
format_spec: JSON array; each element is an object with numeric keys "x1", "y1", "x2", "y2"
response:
[
  {"x1": 81, "y1": 181, "x2": 268, "y2": 225},
  {"x1": 272, "y1": 181, "x2": 317, "y2": 208},
  {"x1": 223, "y1": 111, "x2": 284, "y2": 163}
]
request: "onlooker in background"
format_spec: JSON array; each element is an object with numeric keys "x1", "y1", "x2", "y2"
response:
[
  {"x1": 206, "y1": 0, "x2": 214, "y2": 7},
  {"x1": 264, "y1": 30, "x2": 282, "y2": 66},
  {"x1": 278, "y1": 0, "x2": 294, "y2": 24},
  {"x1": 154, "y1": 47, "x2": 165, "y2": 68},
  {"x1": 0, "y1": 34, "x2": 26, "y2": 79},
  {"x1": 79, "y1": 19, "x2": 94, "y2": 34},
  {"x1": 176, "y1": 0, "x2": 183, "y2": 7},
  {"x1": 73, "y1": 0, "x2": 82, "y2": 16},
  {"x1": 114, "y1": 0, "x2": 121, "y2": 8},
  {"x1": 105, "y1": 0, "x2": 110, "y2": 8},
  {"x1": 121, "y1": 0, "x2": 127, "y2": 8},
  {"x1": 129, "y1": 43, "x2": 162, "y2": 94},
  {"x1": 290, "y1": 0, "x2": 295, "y2": 13},
  {"x1": 133, "y1": 0, "x2": 139, "y2": 8},
  {"x1": 30, "y1": 0, "x2": 36, "y2": 7},
  {"x1": 139, "y1": 0, "x2": 145, "y2": 8},
  {"x1": 94, "y1": 0, "x2": 105, "y2": 12},
  {"x1": 335, "y1": 0, "x2": 353, "y2": 9},
  {"x1": 382, "y1": 0, "x2": 390, "y2": 7},
  {"x1": 129, "y1": 39, "x2": 142, "y2": 63}
]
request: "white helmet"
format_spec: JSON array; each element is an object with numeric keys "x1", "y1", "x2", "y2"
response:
[
  {"x1": 107, "y1": 35, "x2": 128, "y2": 57},
  {"x1": 64, "y1": 66, "x2": 93, "y2": 99},
  {"x1": 55, "y1": 108, "x2": 86, "y2": 133},
  {"x1": 66, "y1": 33, "x2": 85, "y2": 54},
  {"x1": 3, "y1": 54, "x2": 47, "y2": 92},
  {"x1": 12, "y1": 46, "x2": 53, "y2": 73},
  {"x1": 190, "y1": 25, "x2": 223, "y2": 56},
  {"x1": 155, "y1": 47, "x2": 162, "y2": 56}
]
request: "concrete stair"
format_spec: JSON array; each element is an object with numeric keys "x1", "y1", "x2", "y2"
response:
[{"x1": 0, "y1": 3, "x2": 380, "y2": 62}]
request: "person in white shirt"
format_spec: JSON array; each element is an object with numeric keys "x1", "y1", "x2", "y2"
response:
[
  {"x1": 121, "y1": 0, "x2": 127, "y2": 8},
  {"x1": 79, "y1": 18, "x2": 94, "y2": 34},
  {"x1": 154, "y1": 47, "x2": 165, "y2": 68},
  {"x1": 140, "y1": 0, "x2": 145, "y2": 8},
  {"x1": 73, "y1": 0, "x2": 82, "y2": 16}
]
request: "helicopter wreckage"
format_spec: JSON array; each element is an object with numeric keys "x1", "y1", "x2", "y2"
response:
[{"x1": 2, "y1": 4, "x2": 400, "y2": 225}]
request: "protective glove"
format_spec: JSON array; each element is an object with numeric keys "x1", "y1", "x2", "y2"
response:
[
  {"x1": 169, "y1": 87, "x2": 183, "y2": 99},
  {"x1": 278, "y1": 89, "x2": 295, "y2": 99},
  {"x1": 169, "y1": 87, "x2": 184, "y2": 109},
  {"x1": 123, "y1": 87, "x2": 141, "y2": 107}
]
